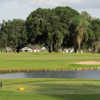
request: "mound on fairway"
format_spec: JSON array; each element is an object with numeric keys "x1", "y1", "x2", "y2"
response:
[{"x1": 77, "y1": 61, "x2": 100, "y2": 65}]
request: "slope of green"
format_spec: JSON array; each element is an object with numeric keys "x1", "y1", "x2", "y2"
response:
[{"x1": 0, "y1": 79, "x2": 100, "y2": 100}]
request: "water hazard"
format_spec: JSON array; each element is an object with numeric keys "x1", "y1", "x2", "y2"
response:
[{"x1": 0, "y1": 70, "x2": 100, "y2": 79}]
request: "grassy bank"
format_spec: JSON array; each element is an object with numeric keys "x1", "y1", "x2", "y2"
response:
[
  {"x1": 0, "y1": 52, "x2": 100, "y2": 72},
  {"x1": 0, "y1": 79, "x2": 100, "y2": 100}
]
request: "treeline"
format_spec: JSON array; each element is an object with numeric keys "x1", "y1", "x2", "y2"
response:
[{"x1": 0, "y1": 6, "x2": 100, "y2": 52}]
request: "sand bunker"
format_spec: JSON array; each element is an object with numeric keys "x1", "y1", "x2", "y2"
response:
[{"x1": 76, "y1": 61, "x2": 100, "y2": 65}]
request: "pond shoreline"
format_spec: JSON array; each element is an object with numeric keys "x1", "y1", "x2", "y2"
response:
[{"x1": 0, "y1": 70, "x2": 100, "y2": 79}]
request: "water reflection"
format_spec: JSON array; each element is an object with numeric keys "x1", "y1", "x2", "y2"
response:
[{"x1": 0, "y1": 71, "x2": 100, "y2": 79}]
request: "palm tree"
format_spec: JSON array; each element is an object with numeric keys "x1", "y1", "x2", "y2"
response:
[{"x1": 71, "y1": 15, "x2": 89, "y2": 51}]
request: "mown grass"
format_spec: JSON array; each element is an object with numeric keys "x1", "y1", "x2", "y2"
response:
[
  {"x1": 0, "y1": 52, "x2": 100, "y2": 71},
  {"x1": 0, "y1": 79, "x2": 100, "y2": 100},
  {"x1": 0, "y1": 53, "x2": 100, "y2": 100}
]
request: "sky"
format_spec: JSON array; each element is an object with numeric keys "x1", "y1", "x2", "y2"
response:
[{"x1": 0, "y1": 0, "x2": 100, "y2": 23}]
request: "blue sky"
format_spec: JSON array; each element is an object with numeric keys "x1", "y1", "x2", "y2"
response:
[{"x1": 0, "y1": 0, "x2": 100, "y2": 23}]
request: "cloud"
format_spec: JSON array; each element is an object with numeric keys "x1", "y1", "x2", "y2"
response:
[
  {"x1": 21, "y1": 0, "x2": 82, "y2": 8},
  {"x1": 1, "y1": 0, "x2": 100, "y2": 9},
  {"x1": 80, "y1": 8, "x2": 100, "y2": 18},
  {"x1": 0, "y1": 0, "x2": 100, "y2": 23},
  {"x1": 20, "y1": 0, "x2": 100, "y2": 9}
]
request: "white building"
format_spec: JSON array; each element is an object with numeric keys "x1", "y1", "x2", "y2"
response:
[
  {"x1": 21, "y1": 47, "x2": 33, "y2": 52},
  {"x1": 33, "y1": 48, "x2": 40, "y2": 53}
]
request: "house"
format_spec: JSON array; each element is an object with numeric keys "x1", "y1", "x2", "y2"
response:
[
  {"x1": 63, "y1": 48, "x2": 74, "y2": 53},
  {"x1": 20, "y1": 47, "x2": 33, "y2": 52},
  {"x1": 33, "y1": 48, "x2": 40, "y2": 53},
  {"x1": 63, "y1": 49, "x2": 69, "y2": 53},
  {"x1": 40, "y1": 47, "x2": 47, "y2": 51}
]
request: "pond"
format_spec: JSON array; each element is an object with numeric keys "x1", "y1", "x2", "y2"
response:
[{"x1": 0, "y1": 70, "x2": 100, "y2": 79}]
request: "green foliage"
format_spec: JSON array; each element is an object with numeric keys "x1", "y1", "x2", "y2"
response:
[
  {"x1": 0, "y1": 6, "x2": 100, "y2": 52},
  {"x1": 0, "y1": 19, "x2": 27, "y2": 50},
  {"x1": 92, "y1": 41, "x2": 100, "y2": 53},
  {"x1": 91, "y1": 18, "x2": 100, "y2": 41},
  {"x1": 26, "y1": 6, "x2": 79, "y2": 52},
  {"x1": 70, "y1": 15, "x2": 90, "y2": 51}
]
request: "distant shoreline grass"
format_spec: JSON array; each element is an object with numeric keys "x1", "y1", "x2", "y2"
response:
[
  {"x1": 0, "y1": 67, "x2": 100, "y2": 73},
  {"x1": 0, "y1": 52, "x2": 100, "y2": 72}
]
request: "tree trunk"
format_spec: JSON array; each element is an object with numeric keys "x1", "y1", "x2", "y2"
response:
[
  {"x1": 48, "y1": 43, "x2": 53, "y2": 53},
  {"x1": 77, "y1": 36, "x2": 82, "y2": 52}
]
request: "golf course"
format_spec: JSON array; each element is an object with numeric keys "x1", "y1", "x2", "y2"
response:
[
  {"x1": 0, "y1": 0, "x2": 100, "y2": 99},
  {"x1": 0, "y1": 53, "x2": 100, "y2": 99},
  {"x1": 0, "y1": 52, "x2": 100, "y2": 72},
  {"x1": 0, "y1": 79, "x2": 100, "y2": 100}
]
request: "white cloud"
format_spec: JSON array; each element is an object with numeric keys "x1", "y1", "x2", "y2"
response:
[
  {"x1": 0, "y1": 0, "x2": 100, "y2": 23},
  {"x1": 22, "y1": 0, "x2": 82, "y2": 7},
  {"x1": 79, "y1": 8, "x2": 100, "y2": 18}
]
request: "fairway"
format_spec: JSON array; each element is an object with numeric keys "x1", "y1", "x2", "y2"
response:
[
  {"x1": 0, "y1": 79, "x2": 100, "y2": 100},
  {"x1": 0, "y1": 53, "x2": 100, "y2": 100},
  {"x1": 0, "y1": 52, "x2": 100, "y2": 72}
]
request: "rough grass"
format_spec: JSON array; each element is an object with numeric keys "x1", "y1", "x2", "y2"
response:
[
  {"x1": 0, "y1": 79, "x2": 100, "y2": 100},
  {"x1": 0, "y1": 52, "x2": 100, "y2": 72}
]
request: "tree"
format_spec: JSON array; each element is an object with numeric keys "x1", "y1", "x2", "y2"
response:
[
  {"x1": 0, "y1": 19, "x2": 27, "y2": 51},
  {"x1": 70, "y1": 15, "x2": 90, "y2": 51},
  {"x1": 26, "y1": 6, "x2": 79, "y2": 52},
  {"x1": 0, "y1": 20, "x2": 8, "y2": 48},
  {"x1": 53, "y1": 7, "x2": 79, "y2": 49},
  {"x1": 91, "y1": 18, "x2": 100, "y2": 41},
  {"x1": 46, "y1": 15, "x2": 65, "y2": 52},
  {"x1": 26, "y1": 8, "x2": 51, "y2": 44},
  {"x1": 90, "y1": 18, "x2": 100, "y2": 52}
]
